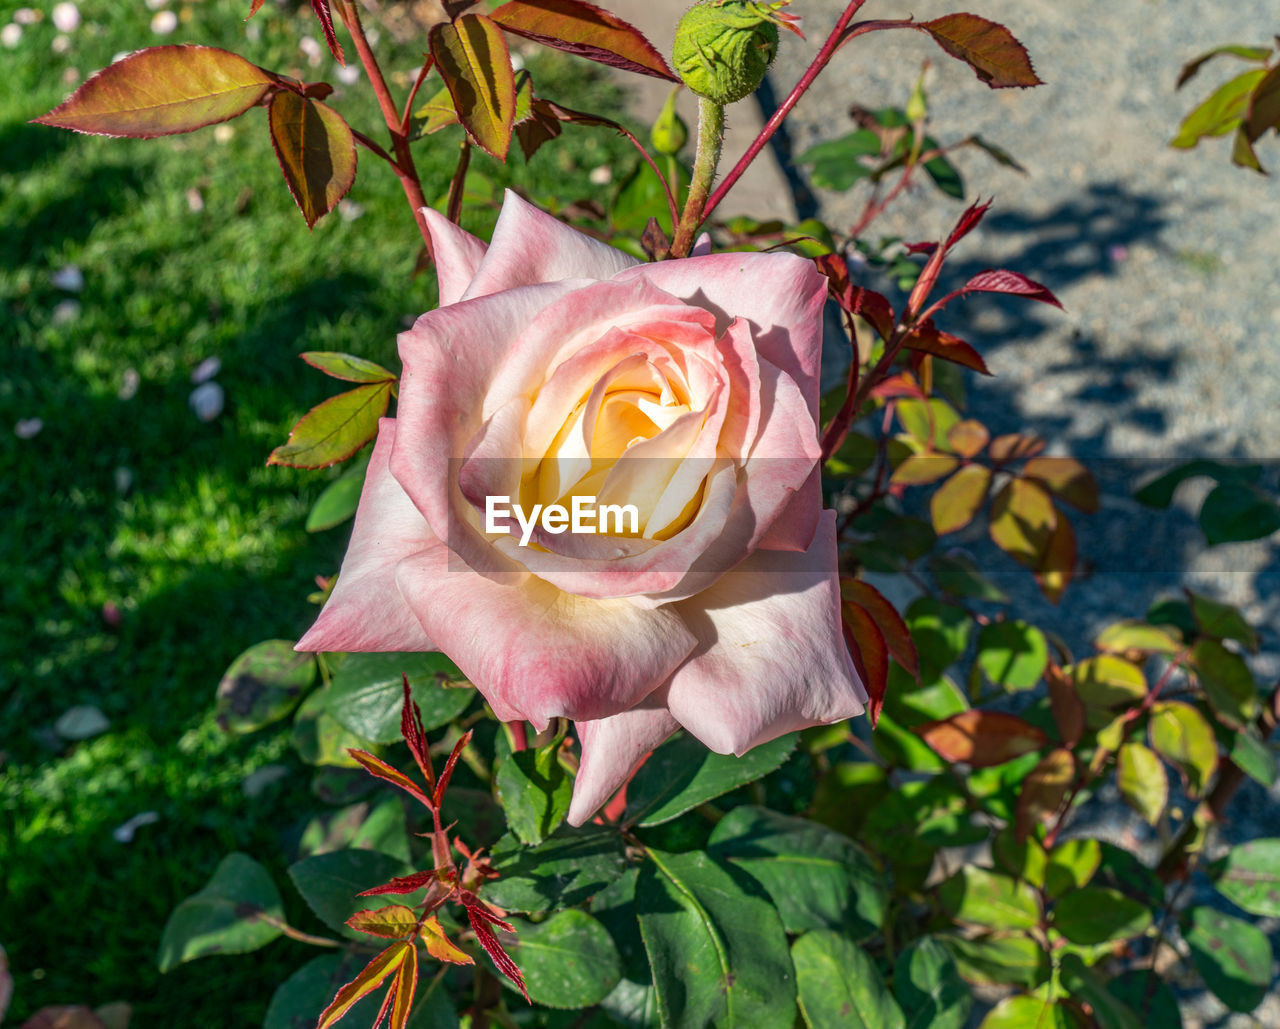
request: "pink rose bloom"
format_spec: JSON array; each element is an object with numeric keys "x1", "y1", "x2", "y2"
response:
[{"x1": 298, "y1": 192, "x2": 866, "y2": 823}]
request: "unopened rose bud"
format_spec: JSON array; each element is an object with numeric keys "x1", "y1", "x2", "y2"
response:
[
  {"x1": 650, "y1": 88, "x2": 689, "y2": 155},
  {"x1": 672, "y1": 0, "x2": 787, "y2": 105}
]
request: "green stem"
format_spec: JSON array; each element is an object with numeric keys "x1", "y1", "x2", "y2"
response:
[{"x1": 670, "y1": 97, "x2": 725, "y2": 258}]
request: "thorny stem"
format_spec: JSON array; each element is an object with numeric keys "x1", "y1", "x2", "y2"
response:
[
  {"x1": 670, "y1": 97, "x2": 725, "y2": 258},
  {"x1": 702, "y1": 0, "x2": 870, "y2": 224},
  {"x1": 335, "y1": 0, "x2": 434, "y2": 258}
]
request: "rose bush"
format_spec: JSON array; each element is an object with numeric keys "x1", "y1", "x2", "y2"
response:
[{"x1": 298, "y1": 191, "x2": 866, "y2": 822}]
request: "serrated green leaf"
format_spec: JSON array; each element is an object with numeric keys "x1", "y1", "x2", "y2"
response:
[
  {"x1": 268, "y1": 91, "x2": 358, "y2": 229},
  {"x1": 1044, "y1": 838, "x2": 1101, "y2": 898},
  {"x1": 431, "y1": 14, "x2": 516, "y2": 159},
  {"x1": 215, "y1": 639, "x2": 314, "y2": 734},
  {"x1": 793, "y1": 930, "x2": 904, "y2": 1029},
  {"x1": 707, "y1": 806, "x2": 885, "y2": 939},
  {"x1": 623, "y1": 732, "x2": 795, "y2": 827},
  {"x1": 637, "y1": 850, "x2": 796, "y2": 1029},
  {"x1": 1149, "y1": 701, "x2": 1217, "y2": 795},
  {"x1": 291, "y1": 686, "x2": 369, "y2": 768},
  {"x1": 158, "y1": 853, "x2": 284, "y2": 971},
  {"x1": 976, "y1": 620, "x2": 1048, "y2": 690},
  {"x1": 325, "y1": 652, "x2": 473, "y2": 744},
  {"x1": 269, "y1": 382, "x2": 392, "y2": 469},
  {"x1": 288, "y1": 849, "x2": 411, "y2": 940},
  {"x1": 1183, "y1": 906, "x2": 1272, "y2": 1012},
  {"x1": 496, "y1": 740, "x2": 572, "y2": 845},
  {"x1": 1052, "y1": 886, "x2": 1150, "y2": 945},
  {"x1": 502, "y1": 910, "x2": 621, "y2": 1009},
  {"x1": 301, "y1": 352, "x2": 396, "y2": 384},
  {"x1": 1117, "y1": 743, "x2": 1167, "y2": 826},
  {"x1": 483, "y1": 827, "x2": 627, "y2": 914},
  {"x1": 1214, "y1": 838, "x2": 1280, "y2": 917},
  {"x1": 1192, "y1": 638, "x2": 1258, "y2": 727},
  {"x1": 795, "y1": 129, "x2": 882, "y2": 191},
  {"x1": 894, "y1": 936, "x2": 971, "y2": 1029},
  {"x1": 306, "y1": 456, "x2": 369, "y2": 533},
  {"x1": 1230, "y1": 728, "x2": 1277, "y2": 787},
  {"x1": 939, "y1": 866, "x2": 1040, "y2": 930},
  {"x1": 939, "y1": 933, "x2": 1047, "y2": 988},
  {"x1": 978, "y1": 994, "x2": 1076, "y2": 1029},
  {"x1": 906, "y1": 598, "x2": 973, "y2": 679}
]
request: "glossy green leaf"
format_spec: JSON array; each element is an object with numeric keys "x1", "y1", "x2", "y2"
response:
[
  {"x1": 624, "y1": 732, "x2": 795, "y2": 827},
  {"x1": 1199, "y1": 482, "x2": 1280, "y2": 545},
  {"x1": 977, "y1": 620, "x2": 1048, "y2": 690},
  {"x1": 1058, "y1": 956, "x2": 1144, "y2": 1029},
  {"x1": 158, "y1": 853, "x2": 284, "y2": 971},
  {"x1": 939, "y1": 866, "x2": 1040, "y2": 930},
  {"x1": 325, "y1": 652, "x2": 472, "y2": 744},
  {"x1": 1177, "y1": 44, "x2": 1274, "y2": 88},
  {"x1": 611, "y1": 156, "x2": 688, "y2": 236},
  {"x1": 795, "y1": 129, "x2": 882, "y2": 191},
  {"x1": 875, "y1": 674, "x2": 969, "y2": 773},
  {"x1": 269, "y1": 382, "x2": 392, "y2": 469},
  {"x1": 496, "y1": 740, "x2": 572, "y2": 845},
  {"x1": 1213, "y1": 838, "x2": 1280, "y2": 917},
  {"x1": 268, "y1": 91, "x2": 357, "y2": 229},
  {"x1": 483, "y1": 827, "x2": 627, "y2": 914},
  {"x1": 489, "y1": 0, "x2": 676, "y2": 81},
  {"x1": 792, "y1": 931, "x2": 904, "y2": 1029},
  {"x1": 503, "y1": 910, "x2": 621, "y2": 1008},
  {"x1": 1134, "y1": 460, "x2": 1262, "y2": 508},
  {"x1": 431, "y1": 14, "x2": 517, "y2": 159},
  {"x1": 993, "y1": 826, "x2": 1047, "y2": 887},
  {"x1": 1095, "y1": 620, "x2": 1182, "y2": 655},
  {"x1": 300, "y1": 352, "x2": 396, "y2": 384},
  {"x1": 306, "y1": 456, "x2": 370, "y2": 533},
  {"x1": 637, "y1": 850, "x2": 796, "y2": 1029},
  {"x1": 939, "y1": 933, "x2": 1047, "y2": 988},
  {"x1": 1183, "y1": 906, "x2": 1272, "y2": 1012},
  {"x1": 928, "y1": 552, "x2": 1009, "y2": 603},
  {"x1": 1148, "y1": 700, "x2": 1217, "y2": 795},
  {"x1": 1230, "y1": 728, "x2": 1277, "y2": 787},
  {"x1": 978, "y1": 995, "x2": 1077, "y2": 1029},
  {"x1": 1117, "y1": 742, "x2": 1167, "y2": 825},
  {"x1": 288, "y1": 849, "x2": 410, "y2": 940},
  {"x1": 215, "y1": 639, "x2": 314, "y2": 734},
  {"x1": 1043, "y1": 838, "x2": 1101, "y2": 898},
  {"x1": 265, "y1": 951, "x2": 458, "y2": 1029},
  {"x1": 1052, "y1": 886, "x2": 1151, "y2": 945},
  {"x1": 1105, "y1": 970, "x2": 1181, "y2": 1028},
  {"x1": 923, "y1": 151, "x2": 964, "y2": 199},
  {"x1": 906, "y1": 598, "x2": 973, "y2": 679},
  {"x1": 297, "y1": 797, "x2": 411, "y2": 864},
  {"x1": 1070, "y1": 655, "x2": 1146, "y2": 715},
  {"x1": 35, "y1": 45, "x2": 275, "y2": 137},
  {"x1": 1192, "y1": 638, "x2": 1258, "y2": 728},
  {"x1": 1172, "y1": 70, "x2": 1267, "y2": 148},
  {"x1": 894, "y1": 937, "x2": 971, "y2": 1029},
  {"x1": 1189, "y1": 591, "x2": 1260, "y2": 651},
  {"x1": 291, "y1": 687, "x2": 368, "y2": 768},
  {"x1": 708, "y1": 806, "x2": 885, "y2": 939}
]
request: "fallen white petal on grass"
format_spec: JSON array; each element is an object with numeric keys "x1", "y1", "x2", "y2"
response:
[
  {"x1": 190, "y1": 355, "x2": 221, "y2": 384},
  {"x1": 118, "y1": 367, "x2": 140, "y2": 400},
  {"x1": 51, "y1": 2, "x2": 79, "y2": 33},
  {"x1": 589, "y1": 165, "x2": 613, "y2": 185},
  {"x1": 336, "y1": 63, "x2": 361, "y2": 85},
  {"x1": 51, "y1": 298, "x2": 80, "y2": 324},
  {"x1": 13, "y1": 8, "x2": 41, "y2": 25},
  {"x1": 51, "y1": 264, "x2": 84, "y2": 292},
  {"x1": 150, "y1": 10, "x2": 177, "y2": 34},
  {"x1": 55, "y1": 705, "x2": 110, "y2": 741},
  {"x1": 243, "y1": 765, "x2": 290, "y2": 799},
  {"x1": 14, "y1": 417, "x2": 43, "y2": 439},
  {"x1": 112, "y1": 811, "x2": 160, "y2": 843},
  {"x1": 189, "y1": 380, "x2": 225, "y2": 422},
  {"x1": 1, "y1": 24, "x2": 22, "y2": 49},
  {"x1": 51, "y1": 34, "x2": 70, "y2": 54}
]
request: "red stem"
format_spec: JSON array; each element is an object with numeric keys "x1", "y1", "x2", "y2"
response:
[
  {"x1": 336, "y1": 0, "x2": 434, "y2": 260},
  {"x1": 400, "y1": 56, "x2": 436, "y2": 135},
  {"x1": 701, "y1": 1, "x2": 873, "y2": 223}
]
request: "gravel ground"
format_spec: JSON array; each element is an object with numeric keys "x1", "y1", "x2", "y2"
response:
[{"x1": 754, "y1": 2, "x2": 1280, "y2": 1023}]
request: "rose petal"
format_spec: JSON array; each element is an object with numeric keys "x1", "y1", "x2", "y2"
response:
[
  {"x1": 755, "y1": 466, "x2": 821, "y2": 552},
  {"x1": 394, "y1": 551, "x2": 697, "y2": 728},
  {"x1": 462, "y1": 190, "x2": 638, "y2": 300},
  {"x1": 421, "y1": 207, "x2": 488, "y2": 306},
  {"x1": 623, "y1": 252, "x2": 828, "y2": 417},
  {"x1": 665, "y1": 512, "x2": 866, "y2": 754},
  {"x1": 567, "y1": 704, "x2": 679, "y2": 826},
  {"x1": 297, "y1": 421, "x2": 439, "y2": 653}
]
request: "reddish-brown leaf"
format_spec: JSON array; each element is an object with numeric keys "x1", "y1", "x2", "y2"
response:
[
  {"x1": 317, "y1": 942, "x2": 409, "y2": 1029},
  {"x1": 268, "y1": 90, "x2": 357, "y2": 229},
  {"x1": 988, "y1": 433, "x2": 1046, "y2": 463},
  {"x1": 358, "y1": 870, "x2": 439, "y2": 897},
  {"x1": 842, "y1": 601, "x2": 888, "y2": 726},
  {"x1": 1045, "y1": 662, "x2": 1085, "y2": 748},
  {"x1": 904, "y1": 320, "x2": 991, "y2": 374},
  {"x1": 433, "y1": 729, "x2": 474, "y2": 808},
  {"x1": 920, "y1": 14, "x2": 1042, "y2": 89},
  {"x1": 462, "y1": 893, "x2": 529, "y2": 1001},
  {"x1": 347, "y1": 749, "x2": 433, "y2": 808},
  {"x1": 842, "y1": 581, "x2": 919, "y2": 679},
  {"x1": 1035, "y1": 511, "x2": 1076, "y2": 604},
  {"x1": 490, "y1": 0, "x2": 676, "y2": 80},
  {"x1": 34, "y1": 45, "x2": 275, "y2": 138},
  {"x1": 431, "y1": 14, "x2": 517, "y2": 159},
  {"x1": 947, "y1": 419, "x2": 990, "y2": 458},
  {"x1": 944, "y1": 198, "x2": 994, "y2": 252},
  {"x1": 1023, "y1": 457, "x2": 1099, "y2": 513},
  {"x1": 400, "y1": 675, "x2": 436, "y2": 789},
  {"x1": 930, "y1": 463, "x2": 992, "y2": 536},
  {"x1": 267, "y1": 382, "x2": 390, "y2": 468},
  {"x1": 989, "y1": 478, "x2": 1057, "y2": 568},
  {"x1": 310, "y1": 0, "x2": 345, "y2": 64},
  {"x1": 962, "y1": 269, "x2": 1063, "y2": 308},
  {"x1": 1015, "y1": 748, "x2": 1075, "y2": 841},
  {"x1": 420, "y1": 915, "x2": 475, "y2": 965},
  {"x1": 346, "y1": 905, "x2": 420, "y2": 940},
  {"x1": 247, "y1": 0, "x2": 266, "y2": 16},
  {"x1": 916, "y1": 709, "x2": 1048, "y2": 767}
]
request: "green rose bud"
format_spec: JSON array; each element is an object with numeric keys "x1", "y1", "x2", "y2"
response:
[
  {"x1": 650, "y1": 88, "x2": 689, "y2": 155},
  {"x1": 672, "y1": 0, "x2": 786, "y2": 105}
]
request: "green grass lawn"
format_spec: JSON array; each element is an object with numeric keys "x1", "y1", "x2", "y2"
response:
[{"x1": 0, "y1": 2, "x2": 635, "y2": 1023}]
